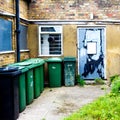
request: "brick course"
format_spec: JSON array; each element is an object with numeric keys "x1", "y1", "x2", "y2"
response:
[
  {"x1": 0, "y1": 53, "x2": 15, "y2": 67},
  {"x1": 0, "y1": 0, "x2": 14, "y2": 14},
  {"x1": 28, "y1": 0, "x2": 120, "y2": 20}
]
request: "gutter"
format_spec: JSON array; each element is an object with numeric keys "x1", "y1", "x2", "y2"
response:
[{"x1": 28, "y1": 19, "x2": 120, "y2": 25}]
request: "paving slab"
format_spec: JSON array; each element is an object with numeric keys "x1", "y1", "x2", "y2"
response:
[{"x1": 17, "y1": 85, "x2": 110, "y2": 120}]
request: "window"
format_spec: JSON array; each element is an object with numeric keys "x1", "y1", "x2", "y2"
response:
[
  {"x1": 39, "y1": 26, "x2": 63, "y2": 56},
  {"x1": 0, "y1": 19, "x2": 12, "y2": 52},
  {"x1": 20, "y1": 24, "x2": 28, "y2": 50}
]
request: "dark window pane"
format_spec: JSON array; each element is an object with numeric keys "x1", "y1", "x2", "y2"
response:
[
  {"x1": 0, "y1": 19, "x2": 12, "y2": 51},
  {"x1": 20, "y1": 25, "x2": 28, "y2": 50}
]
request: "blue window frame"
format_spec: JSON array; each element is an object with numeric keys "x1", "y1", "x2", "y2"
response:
[
  {"x1": 0, "y1": 18, "x2": 12, "y2": 52},
  {"x1": 20, "y1": 24, "x2": 28, "y2": 50}
]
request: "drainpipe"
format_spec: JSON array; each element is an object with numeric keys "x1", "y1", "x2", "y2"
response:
[{"x1": 15, "y1": 0, "x2": 20, "y2": 62}]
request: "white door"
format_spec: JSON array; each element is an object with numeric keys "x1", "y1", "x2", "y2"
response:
[{"x1": 77, "y1": 27, "x2": 106, "y2": 79}]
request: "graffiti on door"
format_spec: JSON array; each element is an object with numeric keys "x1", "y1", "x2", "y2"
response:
[{"x1": 78, "y1": 28, "x2": 105, "y2": 79}]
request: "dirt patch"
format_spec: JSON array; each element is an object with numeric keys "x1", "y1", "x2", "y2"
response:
[
  {"x1": 17, "y1": 85, "x2": 110, "y2": 120},
  {"x1": 55, "y1": 102, "x2": 78, "y2": 114},
  {"x1": 51, "y1": 85, "x2": 110, "y2": 117}
]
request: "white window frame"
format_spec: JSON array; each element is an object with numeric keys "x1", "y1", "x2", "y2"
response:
[{"x1": 38, "y1": 25, "x2": 63, "y2": 56}]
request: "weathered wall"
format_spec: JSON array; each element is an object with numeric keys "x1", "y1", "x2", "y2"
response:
[
  {"x1": 0, "y1": 0, "x2": 28, "y2": 19},
  {"x1": 0, "y1": 0, "x2": 29, "y2": 66},
  {"x1": 20, "y1": 51, "x2": 30, "y2": 60},
  {"x1": 27, "y1": 23, "x2": 120, "y2": 79},
  {"x1": 20, "y1": 0, "x2": 29, "y2": 19},
  {"x1": 63, "y1": 25, "x2": 77, "y2": 57},
  {"x1": 1, "y1": 0, "x2": 120, "y2": 80},
  {"x1": 29, "y1": 0, "x2": 120, "y2": 20},
  {"x1": 0, "y1": 53, "x2": 15, "y2": 67},
  {"x1": 28, "y1": 24, "x2": 38, "y2": 58},
  {"x1": 106, "y1": 25, "x2": 120, "y2": 78},
  {"x1": 0, "y1": 0, "x2": 14, "y2": 14},
  {"x1": 28, "y1": 24, "x2": 77, "y2": 58}
]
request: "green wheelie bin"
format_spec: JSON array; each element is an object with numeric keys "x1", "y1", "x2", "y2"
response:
[
  {"x1": 46, "y1": 57, "x2": 62, "y2": 87},
  {"x1": 24, "y1": 58, "x2": 45, "y2": 98},
  {"x1": 18, "y1": 61, "x2": 35, "y2": 105},
  {"x1": 18, "y1": 66, "x2": 28, "y2": 112},
  {"x1": 63, "y1": 57, "x2": 76, "y2": 86},
  {"x1": 39, "y1": 63, "x2": 44, "y2": 93}
]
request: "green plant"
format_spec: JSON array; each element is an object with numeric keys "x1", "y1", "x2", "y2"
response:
[
  {"x1": 110, "y1": 74, "x2": 120, "y2": 94},
  {"x1": 111, "y1": 79, "x2": 120, "y2": 94},
  {"x1": 64, "y1": 94, "x2": 120, "y2": 120},
  {"x1": 110, "y1": 74, "x2": 120, "y2": 83},
  {"x1": 76, "y1": 75, "x2": 85, "y2": 87},
  {"x1": 41, "y1": 118, "x2": 46, "y2": 120},
  {"x1": 64, "y1": 75, "x2": 120, "y2": 120},
  {"x1": 94, "y1": 78, "x2": 105, "y2": 85}
]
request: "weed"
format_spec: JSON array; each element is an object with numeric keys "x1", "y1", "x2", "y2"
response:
[
  {"x1": 110, "y1": 74, "x2": 120, "y2": 94},
  {"x1": 64, "y1": 75, "x2": 120, "y2": 120},
  {"x1": 41, "y1": 118, "x2": 46, "y2": 120},
  {"x1": 111, "y1": 79, "x2": 120, "y2": 94},
  {"x1": 94, "y1": 78, "x2": 105, "y2": 85},
  {"x1": 76, "y1": 75, "x2": 85, "y2": 87},
  {"x1": 110, "y1": 74, "x2": 120, "y2": 83},
  {"x1": 64, "y1": 94, "x2": 120, "y2": 120}
]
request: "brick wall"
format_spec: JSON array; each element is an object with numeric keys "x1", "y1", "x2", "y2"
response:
[
  {"x1": 0, "y1": 53, "x2": 15, "y2": 67},
  {"x1": 20, "y1": 0, "x2": 29, "y2": 19},
  {"x1": 28, "y1": 0, "x2": 120, "y2": 20},
  {"x1": 0, "y1": 0, "x2": 14, "y2": 14},
  {"x1": 20, "y1": 51, "x2": 30, "y2": 60},
  {"x1": 0, "y1": 0, "x2": 29, "y2": 66},
  {"x1": 0, "y1": 0, "x2": 29, "y2": 19}
]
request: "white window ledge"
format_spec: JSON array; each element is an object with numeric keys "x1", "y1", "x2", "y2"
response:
[{"x1": 0, "y1": 51, "x2": 15, "y2": 54}]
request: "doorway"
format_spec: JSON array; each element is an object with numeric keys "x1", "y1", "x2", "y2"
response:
[{"x1": 77, "y1": 27, "x2": 106, "y2": 79}]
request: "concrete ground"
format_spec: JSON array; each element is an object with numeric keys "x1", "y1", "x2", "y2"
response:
[{"x1": 17, "y1": 85, "x2": 110, "y2": 120}]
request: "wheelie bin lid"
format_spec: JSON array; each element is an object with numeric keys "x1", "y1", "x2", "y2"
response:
[
  {"x1": 63, "y1": 57, "x2": 76, "y2": 62},
  {"x1": 23, "y1": 58, "x2": 45, "y2": 67},
  {"x1": 46, "y1": 57, "x2": 62, "y2": 63},
  {"x1": 0, "y1": 66, "x2": 18, "y2": 72},
  {"x1": 0, "y1": 66, "x2": 21, "y2": 76},
  {"x1": 8, "y1": 63, "x2": 29, "y2": 73},
  {"x1": 17, "y1": 61, "x2": 35, "y2": 69}
]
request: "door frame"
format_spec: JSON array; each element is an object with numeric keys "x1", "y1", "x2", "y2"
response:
[{"x1": 77, "y1": 26, "x2": 107, "y2": 79}]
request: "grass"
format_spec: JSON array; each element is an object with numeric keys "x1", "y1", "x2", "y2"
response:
[
  {"x1": 64, "y1": 75, "x2": 120, "y2": 120},
  {"x1": 64, "y1": 93, "x2": 120, "y2": 120}
]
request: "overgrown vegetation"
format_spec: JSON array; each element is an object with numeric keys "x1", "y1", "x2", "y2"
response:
[
  {"x1": 110, "y1": 74, "x2": 120, "y2": 84},
  {"x1": 64, "y1": 75, "x2": 120, "y2": 120},
  {"x1": 76, "y1": 75, "x2": 85, "y2": 87},
  {"x1": 64, "y1": 94, "x2": 120, "y2": 120},
  {"x1": 94, "y1": 78, "x2": 105, "y2": 85},
  {"x1": 111, "y1": 75, "x2": 120, "y2": 95}
]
